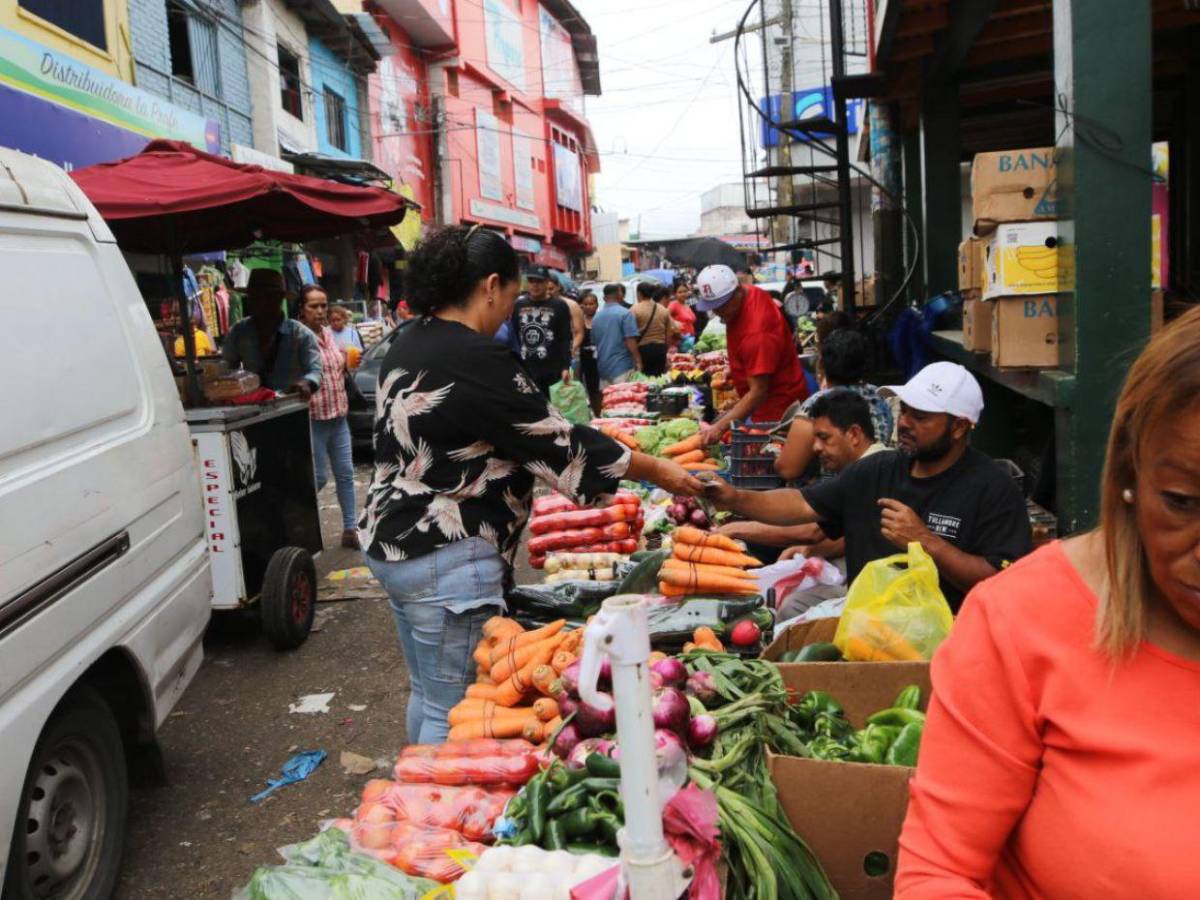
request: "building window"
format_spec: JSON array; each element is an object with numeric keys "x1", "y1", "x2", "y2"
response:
[
  {"x1": 167, "y1": 2, "x2": 220, "y2": 95},
  {"x1": 324, "y1": 88, "x2": 348, "y2": 152},
  {"x1": 278, "y1": 45, "x2": 304, "y2": 120},
  {"x1": 20, "y1": 0, "x2": 106, "y2": 49}
]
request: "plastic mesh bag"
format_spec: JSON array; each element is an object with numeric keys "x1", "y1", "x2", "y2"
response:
[
  {"x1": 356, "y1": 780, "x2": 515, "y2": 841},
  {"x1": 550, "y1": 378, "x2": 593, "y2": 425},
  {"x1": 834, "y1": 542, "x2": 954, "y2": 661},
  {"x1": 347, "y1": 816, "x2": 487, "y2": 882}
]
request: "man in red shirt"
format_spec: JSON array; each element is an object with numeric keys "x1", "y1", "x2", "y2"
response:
[{"x1": 695, "y1": 264, "x2": 808, "y2": 444}]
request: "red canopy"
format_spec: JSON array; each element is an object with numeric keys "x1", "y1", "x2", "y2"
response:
[{"x1": 70, "y1": 140, "x2": 416, "y2": 255}]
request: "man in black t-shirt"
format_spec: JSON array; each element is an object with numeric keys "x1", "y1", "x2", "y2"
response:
[
  {"x1": 705, "y1": 362, "x2": 1032, "y2": 609},
  {"x1": 510, "y1": 266, "x2": 573, "y2": 395}
]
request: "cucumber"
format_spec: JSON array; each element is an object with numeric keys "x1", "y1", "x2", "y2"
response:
[
  {"x1": 794, "y1": 642, "x2": 843, "y2": 662},
  {"x1": 614, "y1": 549, "x2": 670, "y2": 595}
]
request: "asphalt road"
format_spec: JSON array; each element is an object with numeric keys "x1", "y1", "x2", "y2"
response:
[
  {"x1": 117, "y1": 468, "x2": 395, "y2": 898},
  {"x1": 116, "y1": 468, "x2": 539, "y2": 898}
]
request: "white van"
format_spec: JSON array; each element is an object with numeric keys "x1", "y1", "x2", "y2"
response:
[{"x1": 0, "y1": 150, "x2": 210, "y2": 897}]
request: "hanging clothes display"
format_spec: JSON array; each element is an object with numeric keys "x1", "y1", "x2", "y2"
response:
[
  {"x1": 295, "y1": 252, "x2": 315, "y2": 285},
  {"x1": 228, "y1": 257, "x2": 250, "y2": 289}
]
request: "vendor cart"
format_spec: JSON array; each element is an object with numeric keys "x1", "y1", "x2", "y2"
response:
[{"x1": 188, "y1": 400, "x2": 324, "y2": 649}]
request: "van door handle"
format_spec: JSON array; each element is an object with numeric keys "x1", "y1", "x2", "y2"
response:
[{"x1": 0, "y1": 532, "x2": 131, "y2": 639}]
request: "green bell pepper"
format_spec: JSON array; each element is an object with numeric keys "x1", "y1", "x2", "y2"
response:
[
  {"x1": 544, "y1": 817, "x2": 568, "y2": 850},
  {"x1": 867, "y1": 706, "x2": 926, "y2": 728},
  {"x1": 894, "y1": 685, "x2": 922, "y2": 710},
  {"x1": 556, "y1": 807, "x2": 600, "y2": 839},
  {"x1": 848, "y1": 724, "x2": 901, "y2": 765}
]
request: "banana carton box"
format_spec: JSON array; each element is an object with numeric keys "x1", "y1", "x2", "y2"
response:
[{"x1": 983, "y1": 221, "x2": 1075, "y2": 299}]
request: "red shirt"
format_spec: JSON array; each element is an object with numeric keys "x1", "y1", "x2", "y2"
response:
[
  {"x1": 725, "y1": 285, "x2": 807, "y2": 421},
  {"x1": 668, "y1": 300, "x2": 696, "y2": 338},
  {"x1": 309, "y1": 325, "x2": 349, "y2": 421}
]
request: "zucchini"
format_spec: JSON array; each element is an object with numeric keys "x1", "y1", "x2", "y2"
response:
[
  {"x1": 793, "y1": 642, "x2": 843, "y2": 662},
  {"x1": 614, "y1": 549, "x2": 670, "y2": 594}
]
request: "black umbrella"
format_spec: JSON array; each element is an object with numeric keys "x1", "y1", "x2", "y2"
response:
[{"x1": 664, "y1": 237, "x2": 747, "y2": 269}]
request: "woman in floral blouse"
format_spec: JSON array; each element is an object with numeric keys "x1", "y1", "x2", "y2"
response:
[{"x1": 360, "y1": 226, "x2": 702, "y2": 743}]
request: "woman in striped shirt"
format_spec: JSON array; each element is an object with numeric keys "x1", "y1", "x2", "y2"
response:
[{"x1": 297, "y1": 285, "x2": 359, "y2": 549}]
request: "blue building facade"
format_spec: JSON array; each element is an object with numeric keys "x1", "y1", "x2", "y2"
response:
[
  {"x1": 127, "y1": 0, "x2": 254, "y2": 153},
  {"x1": 308, "y1": 36, "x2": 364, "y2": 160}
]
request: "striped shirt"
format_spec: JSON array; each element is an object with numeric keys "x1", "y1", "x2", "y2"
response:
[{"x1": 309, "y1": 325, "x2": 349, "y2": 421}]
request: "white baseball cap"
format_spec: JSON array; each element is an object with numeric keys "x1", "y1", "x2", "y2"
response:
[
  {"x1": 880, "y1": 362, "x2": 984, "y2": 424},
  {"x1": 695, "y1": 265, "x2": 739, "y2": 312}
]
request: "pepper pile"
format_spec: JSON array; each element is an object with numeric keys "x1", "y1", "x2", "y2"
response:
[
  {"x1": 527, "y1": 492, "x2": 644, "y2": 569},
  {"x1": 791, "y1": 685, "x2": 926, "y2": 767},
  {"x1": 498, "y1": 754, "x2": 624, "y2": 856}
]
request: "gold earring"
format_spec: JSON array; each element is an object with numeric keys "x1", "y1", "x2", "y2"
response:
[{"x1": 1122, "y1": 488, "x2": 1135, "y2": 503}]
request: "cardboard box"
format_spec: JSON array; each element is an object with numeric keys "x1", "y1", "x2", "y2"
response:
[
  {"x1": 983, "y1": 221, "x2": 1075, "y2": 299},
  {"x1": 970, "y1": 147, "x2": 1058, "y2": 232},
  {"x1": 767, "y1": 662, "x2": 933, "y2": 898},
  {"x1": 957, "y1": 238, "x2": 985, "y2": 291},
  {"x1": 991, "y1": 295, "x2": 1059, "y2": 369},
  {"x1": 961, "y1": 295, "x2": 992, "y2": 352},
  {"x1": 760, "y1": 617, "x2": 839, "y2": 662}
]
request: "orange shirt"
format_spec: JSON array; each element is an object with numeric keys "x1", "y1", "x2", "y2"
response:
[{"x1": 896, "y1": 541, "x2": 1200, "y2": 898}]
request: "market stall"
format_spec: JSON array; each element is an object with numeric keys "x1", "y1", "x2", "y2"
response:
[{"x1": 71, "y1": 141, "x2": 416, "y2": 648}]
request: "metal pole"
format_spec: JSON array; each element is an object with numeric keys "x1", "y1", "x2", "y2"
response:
[
  {"x1": 828, "y1": 0, "x2": 856, "y2": 311},
  {"x1": 775, "y1": 0, "x2": 796, "y2": 248},
  {"x1": 170, "y1": 220, "x2": 202, "y2": 407}
]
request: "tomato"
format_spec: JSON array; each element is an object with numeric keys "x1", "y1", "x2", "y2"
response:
[{"x1": 729, "y1": 619, "x2": 762, "y2": 647}]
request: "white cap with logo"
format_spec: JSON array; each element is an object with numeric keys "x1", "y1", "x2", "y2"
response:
[
  {"x1": 880, "y1": 362, "x2": 984, "y2": 424},
  {"x1": 694, "y1": 264, "x2": 740, "y2": 312}
]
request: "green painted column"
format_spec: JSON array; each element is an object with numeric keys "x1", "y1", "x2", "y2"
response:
[
  {"x1": 919, "y1": 80, "x2": 961, "y2": 297},
  {"x1": 1053, "y1": 0, "x2": 1153, "y2": 532}
]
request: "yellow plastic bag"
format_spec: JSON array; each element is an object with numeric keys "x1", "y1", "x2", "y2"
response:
[{"x1": 834, "y1": 542, "x2": 954, "y2": 662}]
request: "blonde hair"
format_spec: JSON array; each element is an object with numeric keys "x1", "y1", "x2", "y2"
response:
[{"x1": 1098, "y1": 306, "x2": 1200, "y2": 658}]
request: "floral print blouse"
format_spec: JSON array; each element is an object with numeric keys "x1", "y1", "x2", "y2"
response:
[{"x1": 359, "y1": 317, "x2": 632, "y2": 565}]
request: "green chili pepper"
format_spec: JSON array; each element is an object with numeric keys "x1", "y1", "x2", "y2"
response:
[
  {"x1": 585, "y1": 752, "x2": 622, "y2": 779},
  {"x1": 593, "y1": 811, "x2": 622, "y2": 844},
  {"x1": 545, "y1": 778, "x2": 620, "y2": 816},
  {"x1": 557, "y1": 807, "x2": 600, "y2": 839},
  {"x1": 795, "y1": 690, "x2": 844, "y2": 725},
  {"x1": 527, "y1": 777, "x2": 549, "y2": 843},
  {"x1": 590, "y1": 789, "x2": 624, "y2": 820},
  {"x1": 885, "y1": 721, "x2": 924, "y2": 767},
  {"x1": 848, "y1": 724, "x2": 901, "y2": 764},
  {"x1": 867, "y1": 707, "x2": 926, "y2": 728},
  {"x1": 805, "y1": 735, "x2": 852, "y2": 761},
  {"x1": 894, "y1": 685, "x2": 922, "y2": 711},
  {"x1": 508, "y1": 826, "x2": 534, "y2": 846},
  {"x1": 544, "y1": 817, "x2": 568, "y2": 850}
]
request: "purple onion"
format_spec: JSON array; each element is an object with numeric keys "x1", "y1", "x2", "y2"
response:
[
  {"x1": 686, "y1": 671, "x2": 718, "y2": 706},
  {"x1": 650, "y1": 657, "x2": 688, "y2": 688},
  {"x1": 561, "y1": 661, "x2": 581, "y2": 697},
  {"x1": 553, "y1": 723, "x2": 582, "y2": 758},
  {"x1": 689, "y1": 509, "x2": 710, "y2": 528},
  {"x1": 575, "y1": 692, "x2": 616, "y2": 738},
  {"x1": 687, "y1": 714, "x2": 718, "y2": 749},
  {"x1": 557, "y1": 695, "x2": 578, "y2": 720},
  {"x1": 654, "y1": 728, "x2": 687, "y2": 769},
  {"x1": 649, "y1": 670, "x2": 664, "y2": 691},
  {"x1": 567, "y1": 737, "x2": 616, "y2": 769},
  {"x1": 652, "y1": 687, "x2": 691, "y2": 736}
]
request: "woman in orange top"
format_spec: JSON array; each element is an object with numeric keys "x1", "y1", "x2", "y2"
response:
[{"x1": 896, "y1": 306, "x2": 1200, "y2": 898}]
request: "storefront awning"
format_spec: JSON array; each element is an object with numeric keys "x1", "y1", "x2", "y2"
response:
[{"x1": 71, "y1": 140, "x2": 418, "y2": 255}]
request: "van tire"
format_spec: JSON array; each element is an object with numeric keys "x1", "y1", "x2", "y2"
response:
[
  {"x1": 3, "y1": 685, "x2": 128, "y2": 900},
  {"x1": 260, "y1": 547, "x2": 316, "y2": 651}
]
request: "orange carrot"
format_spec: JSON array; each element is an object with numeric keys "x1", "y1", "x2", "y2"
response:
[
  {"x1": 522, "y1": 720, "x2": 548, "y2": 743},
  {"x1": 465, "y1": 683, "x2": 503, "y2": 701},
  {"x1": 493, "y1": 640, "x2": 563, "y2": 706},
  {"x1": 483, "y1": 616, "x2": 524, "y2": 642},
  {"x1": 533, "y1": 697, "x2": 560, "y2": 722},
  {"x1": 693, "y1": 627, "x2": 724, "y2": 651},
  {"x1": 661, "y1": 558, "x2": 758, "y2": 582},
  {"x1": 448, "y1": 700, "x2": 538, "y2": 726},
  {"x1": 488, "y1": 620, "x2": 566, "y2": 666},
  {"x1": 449, "y1": 717, "x2": 539, "y2": 741},
  {"x1": 473, "y1": 639, "x2": 493, "y2": 673},
  {"x1": 672, "y1": 449, "x2": 706, "y2": 465},
  {"x1": 672, "y1": 526, "x2": 748, "y2": 554},
  {"x1": 672, "y1": 542, "x2": 762, "y2": 569},
  {"x1": 611, "y1": 431, "x2": 639, "y2": 450},
  {"x1": 683, "y1": 461, "x2": 721, "y2": 471},
  {"x1": 531, "y1": 665, "x2": 562, "y2": 697},
  {"x1": 491, "y1": 634, "x2": 565, "y2": 686},
  {"x1": 659, "y1": 580, "x2": 687, "y2": 597},
  {"x1": 551, "y1": 650, "x2": 575, "y2": 675},
  {"x1": 663, "y1": 433, "x2": 703, "y2": 456},
  {"x1": 659, "y1": 568, "x2": 760, "y2": 595},
  {"x1": 560, "y1": 630, "x2": 582, "y2": 653}
]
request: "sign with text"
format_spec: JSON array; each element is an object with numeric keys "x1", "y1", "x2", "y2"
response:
[
  {"x1": 539, "y1": 6, "x2": 581, "y2": 111},
  {"x1": 475, "y1": 108, "x2": 504, "y2": 202},
  {"x1": 553, "y1": 142, "x2": 582, "y2": 212},
  {"x1": 513, "y1": 128, "x2": 536, "y2": 210},
  {"x1": 759, "y1": 86, "x2": 863, "y2": 148},
  {"x1": 484, "y1": 0, "x2": 527, "y2": 93}
]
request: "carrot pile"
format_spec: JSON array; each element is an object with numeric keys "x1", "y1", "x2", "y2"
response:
[
  {"x1": 658, "y1": 525, "x2": 762, "y2": 597},
  {"x1": 661, "y1": 433, "x2": 721, "y2": 472},
  {"x1": 449, "y1": 616, "x2": 581, "y2": 742}
]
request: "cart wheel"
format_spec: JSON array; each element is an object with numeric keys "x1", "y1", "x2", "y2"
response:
[{"x1": 260, "y1": 547, "x2": 316, "y2": 651}]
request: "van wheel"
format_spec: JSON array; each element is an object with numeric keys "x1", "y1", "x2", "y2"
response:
[
  {"x1": 3, "y1": 686, "x2": 127, "y2": 900},
  {"x1": 260, "y1": 547, "x2": 316, "y2": 651}
]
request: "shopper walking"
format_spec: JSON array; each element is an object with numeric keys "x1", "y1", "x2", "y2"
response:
[
  {"x1": 296, "y1": 285, "x2": 359, "y2": 549},
  {"x1": 896, "y1": 308, "x2": 1200, "y2": 897},
  {"x1": 360, "y1": 227, "x2": 701, "y2": 743},
  {"x1": 668, "y1": 280, "x2": 697, "y2": 342},
  {"x1": 632, "y1": 281, "x2": 674, "y2": 376},
  {"x1": 591, "y1": 283, "x2": 642, "y2": 387},
  {"x1": 329, "y1": 304, "x2": 364, "y2": 353},
  {"x1": 578, "y1": 290, "x2": 601, "y2": 412},
  {"x1": 510, "y1": 266, "x2": 574, "y2": 395}
]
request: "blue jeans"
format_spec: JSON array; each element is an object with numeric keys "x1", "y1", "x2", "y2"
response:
[
  {"x1": 365, "y1": 538, "x2": 505, "y2": 743},
  {"x1": 311, "y1": 416, "x2": 356, "y2": 530}
]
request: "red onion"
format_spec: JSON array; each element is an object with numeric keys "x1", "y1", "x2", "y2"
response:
[
  {"x1": 649, "y1": 670, "x2": 664, "y2": 691},
  {"x1": 652, "y1": 687, "x2": 691, "y2": 736},
  {"x1": 561, "y1": 660, "x2": 581, "y2": 697},
  {"x1": 575, "y1": 691, "x2": 616, "y2": 737},
  {"x1": 687, "y1": 714, "x2": 718, "y2": 749},
  {"x1": 567, "y1": 737, "x2": 616, "y2": 769},
  {"x1": 557, "y1": 695, "x2": 578, "y2": 720},
  {"x1": 553, "y1": 723, "x2": 582, "y2": 758},
  {"x1": 650, "y1": 657, "x2": 688, "y2": 687},
  {"x1": 689, "y1": 509, "x2": 710, "y2": 528},
  {"x1": 654, "y1": 728, "x2": 687, "y2": 769},
  {"x1": 686, "y1": 671, "x2": 718, "y2": 706}
]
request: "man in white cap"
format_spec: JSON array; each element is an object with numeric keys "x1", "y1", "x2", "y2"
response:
[
  {"x1": 693, "y1": 264, "x2": 809, "y2": 444},
  {"x1": 705, "y1": 361, "x2": 1031, "y2": 609}
]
